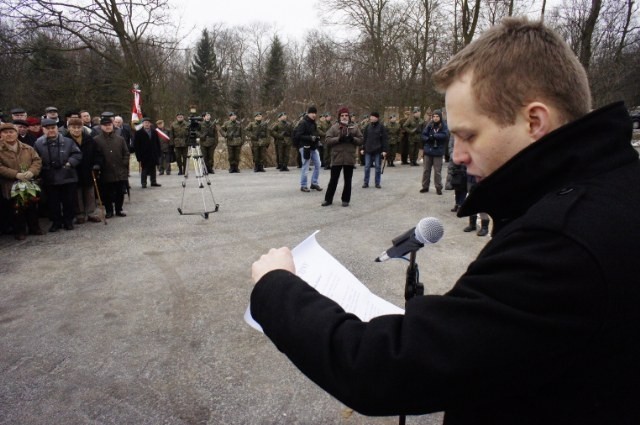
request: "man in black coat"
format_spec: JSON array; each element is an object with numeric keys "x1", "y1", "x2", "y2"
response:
[
  {"x1": 133, "y1": 117, "x2": 161, "y2": 188},
  {"x1": 66, "y1": 118, "x2": 103, "y2": 223},
  {"x1": 249, "y1": 18, "x2": 640, "y2": 425}
]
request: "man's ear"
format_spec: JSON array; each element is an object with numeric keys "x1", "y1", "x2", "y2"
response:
[{"x1": 525, "y1": 102, "x2": 559, "y2": 141}]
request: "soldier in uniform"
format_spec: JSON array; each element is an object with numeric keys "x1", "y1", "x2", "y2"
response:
[
  {"x1": 385, "y1": 114, "x2": 401, "y2": 167},
  {"x1": 321, "y1": 113, "x2": 333, "y2": 169},
  {"x1": 220, "y1": 112, "x2": 243, "y2": 173},
  {"x1": 198, "y1": 112, "x2": 218, "y2": 174},
  {"x1": 399, "y1": 110, "x2": 411, "y2": 164},
  {"x1": 245, "y1": 112, "x2": 270, "y2": 172},
  {"x1": 403, "y1": 107, "x2": 423, "y2": 166},
  {"x1": 271, "y1": 112, "x2": 292, "y2": 172},
  {"x1": 170, "y1": 113, "x2": 189, "y2": 175}
]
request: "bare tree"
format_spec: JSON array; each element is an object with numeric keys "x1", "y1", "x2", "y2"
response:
[{"x1": 0, "y1": 0, "x2": 180, "y2": 116}]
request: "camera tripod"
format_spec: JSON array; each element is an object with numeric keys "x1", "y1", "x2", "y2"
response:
[{"x1": 178, "y1": 144, "x2": 219, "y2": 219}]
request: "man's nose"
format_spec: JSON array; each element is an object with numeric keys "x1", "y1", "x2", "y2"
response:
[{"x1": 452, "y1": 141, "x2": 469, "y2": 165}]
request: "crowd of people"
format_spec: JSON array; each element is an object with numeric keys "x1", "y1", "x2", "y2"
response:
[{"x1": 0, "y1": 102, "x2": 489, "y2": 241}]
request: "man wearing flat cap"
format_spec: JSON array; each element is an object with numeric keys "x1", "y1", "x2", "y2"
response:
[
  {"x1": 34, "y1": 119, "x2": 82, "y2": 231},
  {"x1": 11, "y1": 108, "x2": 28, "y2": 122},
  {"x1": 94, "y1": 117, "x2": 130, "y2": 218},
  {"x1": 0, "y1": 122, "x2": 43, "y2": 239},
  {"x1": 134, "y1": 118, "x2": 162, "y2": 188},
  {"x1": 13, "y1": 119, "x2": 36, "y2": 147},
  {"x1": 44, "y1": 106, "x2": 64, "y2": 128}
]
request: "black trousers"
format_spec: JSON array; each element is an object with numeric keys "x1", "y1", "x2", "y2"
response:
[
  {"x1": 325, "y1": 165, "x2": 354, "y2": 203},
  {"x1": 140, "y1": 162, "x2": 157, "y2": 186},
  {"x1": 46, "y1": 183, "x2": 76, "y2": 225},
  {"x1": 101, "y1": 181, "x2": 125, "y2": 214}
]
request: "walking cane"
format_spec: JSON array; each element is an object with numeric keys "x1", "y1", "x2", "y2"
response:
[{"x1": 91, "y1": 170, "x2": 108, "y2": 225}]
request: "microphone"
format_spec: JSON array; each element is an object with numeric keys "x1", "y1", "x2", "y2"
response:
[{"x1": 375, "y1": 217, "x2": 444, "y2": 262}]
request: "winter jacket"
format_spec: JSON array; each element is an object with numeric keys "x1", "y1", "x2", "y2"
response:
[
  {"x1": 134, "y1": 128, "x2": 161, "y2": 167},
  {"x1": 94, "y1": 131, "x2": 130, "y2": 183},
  {"x1": 70, "y1": 133, "x2": 103, "y2": 188},
  {"x1": 251, "y1": 102, "x2": 640, "y2": 425},
  {"x1": 324, "y1": 122, "x2": 363, "y2": 167},
  {"x1": 0, "y1": 141, "x2": 42, "y2": 199},
  {"x1": 293, "y1": 116, "x2": 318, "y2": 149},
  {"x1": 362, "y1": 122, "x2": 389, "y2": 154},
  {"x1": 34, "y1": 134, "x2": 82, "y2": 186},
  {"x1": 422, "y1": 121, "x2": 449, "y2": 157}
]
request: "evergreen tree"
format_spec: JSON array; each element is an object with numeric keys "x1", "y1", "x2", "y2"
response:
[
  {"x1": 229, "y1": 70, "x2": 249, "y2": 119},
  {"x1": 189, "y1": 29, "x2": 221, "y2": 115},
  {"x1": 260, "y1": 35, "x2": 286, "y2": 110}
]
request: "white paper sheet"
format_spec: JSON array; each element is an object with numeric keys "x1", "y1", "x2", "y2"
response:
[{"x1": 245, "y1": 231, "x2": 405, "y2": 332}]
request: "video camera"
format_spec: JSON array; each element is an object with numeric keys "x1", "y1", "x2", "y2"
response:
[{"x1": 187, "y1": 114, "x2": 203, "y2": 147}]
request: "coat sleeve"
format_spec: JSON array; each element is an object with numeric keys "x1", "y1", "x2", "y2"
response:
[{"x1": 250, "y1": 229, "x2": 604, "y2": 416}]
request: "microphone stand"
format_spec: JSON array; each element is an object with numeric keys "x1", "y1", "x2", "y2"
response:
[{"x1": 399, "y1": 250, "x2": 423, "y2": 425}]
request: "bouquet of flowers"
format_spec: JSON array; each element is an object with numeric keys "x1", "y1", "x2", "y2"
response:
[{"x1": 10, "y1": 178, "x2": 41, "y2": 210}]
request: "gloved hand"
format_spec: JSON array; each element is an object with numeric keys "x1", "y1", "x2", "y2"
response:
[
  {"x1": 428, "y1": 135, "x2": 435, "y2": 143},
  {"x1": 338, "y1": 135, "x2": 348, "y2": 144},
  {"x1": 92, "y1": 164, "x2": 101, "y2": 171},
  {"x1": 23, "y1": 171, "x2": 34, "y2": 180},
  {"x1": 346, "y1": 134, "x2": 354, "y2": 144}
]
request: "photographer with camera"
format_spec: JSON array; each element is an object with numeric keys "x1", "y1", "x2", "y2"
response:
[
  {"x1": 293, "y1": 106, "x2": 322, "y2": 192},
  {"x1": 420, "y1": 109, "x2": 449, "y2": 194},
  {"x1": 34, "y1": 119, "x2": 82, "y2": 231},
  {"x1": 170, "y1": 113, "x2": 189, "y2": 175}
]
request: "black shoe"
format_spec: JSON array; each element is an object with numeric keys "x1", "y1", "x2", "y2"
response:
[
  {"x1": 151, "y1": 183, "x2": 162, "y2": 187},
  {"x1": 141, "y1": 185, "x2": 147, "y2": 188},
  {"x1": 321, "y1": 201, "x2": 332, "y2": 206},
  {"x1": 436, "y1": 188, "x2": 443, "y2": 195},
  {"x1": 375, "y1": 184, "x2": 381, "y2": 189},
  {"x1": 310, "y1": 184, "x2": 323, "y2": 191},
  {"x1": 419, "y1": 188, "x2": 429, "y2": 193},
  {"x1": 362, "y1": 183, "x2": 369, "y2": 188},
  {"x1": 64, "y1": 222, "x2": 74, "y2": 231},
  {"x1": 159, "y1": 171, "x2": 165, "y2": 175},
  {"x1": 341, "y1": 202, "x2": 349, "y2": 207},
  {"x1": 300, "y1": 187, "x2": 310, "y2": 192},
  {"x1": 105, "y1": 212, "x2": 114, "y2": 218},
  {"x1": 49, "y1": 223, "x2": 61, "y2": 233},
  {"x1": 116, "y1": 212, "x2": 127, "y2": 217},
  {"x1": 411, "y1": 162, "x2": 419, "y2": 166},
  {"x1": 451, "y1": 204, "x2": 460, "y2": 212},
  {"x1": 463, "y1": 225, "x2": 476, "y2": 232},
  {"x1": 280, "y1": 166, "x2": 290, "y2": 172}
]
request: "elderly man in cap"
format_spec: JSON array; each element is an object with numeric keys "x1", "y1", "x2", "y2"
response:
[
  {"x1": 134, "y1": 117, "x2": 162, "y2": 188},
  {"x1": 67, "y1": 117, "x2": 103, "y2": 224},
  {"x1": 0, "y1": 122, "x2": 43, "y2": 239},
  {"x1": 34, "y1": 118, "x2": 82, "y2": 231},
  {"x1": 13, "y1": 119, "x2": 36, "y2": 147},
  {"x1": 294, "y1": 106, "x2": 323, "y2": 192},
  {"x1": 10, "y1": 108, "x2": 28, "y2": 122},
  {"x1": 170, "y1": 112, "x2": 189, "y2": 175},
  {"x1": 220, "y1": 112, "x2": 243, "y2": 173},
  {"x1": 44, "y1": 106, "x2": 64, "y2": 128},
  {"x1": 94, "y1": 117, "x2": 130, "y2": 218}
]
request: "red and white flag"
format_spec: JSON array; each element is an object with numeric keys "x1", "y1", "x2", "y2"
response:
[
  {"x1": 131, "y1": 84, "x2": 142, "y2": 123},
  {"x1": 156, "y1": 128, "x2": 170, "y2": 141}
]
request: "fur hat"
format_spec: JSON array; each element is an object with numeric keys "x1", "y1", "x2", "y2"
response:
[
  {"x1": 338, "y1": 107, "x2": 350, "y2": 116},
  {"x1": 67, "y1": 118, "x2": 83, "y2": 127}
]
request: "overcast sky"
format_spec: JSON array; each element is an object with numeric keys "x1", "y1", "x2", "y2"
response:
[{"x1": 174, "y1": 0, "x2": 323, "y2": 44}]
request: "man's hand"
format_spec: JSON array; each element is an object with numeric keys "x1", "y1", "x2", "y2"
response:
[
  {"x1": 252, "y1": 247, "x2": 295, "y2": 284},
  {"x1": 23, "y1": 171, "x2": 34, "y2": 180}
]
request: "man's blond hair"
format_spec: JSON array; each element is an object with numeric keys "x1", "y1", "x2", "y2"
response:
[{"x1": 433, "y1": 17, "x2": 591, "y2": 126}]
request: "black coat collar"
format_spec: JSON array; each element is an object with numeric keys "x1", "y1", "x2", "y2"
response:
[{"x1": 458, "y1": 102, "x2": 637, "y2": 223}]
